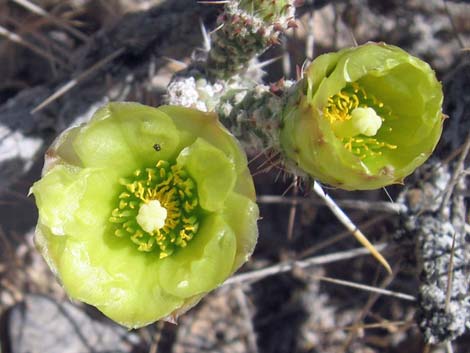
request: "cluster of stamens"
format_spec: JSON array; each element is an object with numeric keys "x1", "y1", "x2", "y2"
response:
[
  {"x1": 109, "y1": 160, "x2": 199, "y2": 258},
  {"x1": 323, "y1": 83, "x2": 397, "y2": 160}
]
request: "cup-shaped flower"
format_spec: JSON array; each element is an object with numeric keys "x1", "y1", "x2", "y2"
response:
[
  {"x1": 31, "y1": 103, "x2": 259, "y2": 328},
  {"x1": 280, "y1": 43, "x2": 444, "y2": 190}
]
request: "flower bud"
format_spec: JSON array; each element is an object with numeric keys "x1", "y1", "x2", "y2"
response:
[{"x1": 280, "y1": 43, "x2": 444, "y2": 190}]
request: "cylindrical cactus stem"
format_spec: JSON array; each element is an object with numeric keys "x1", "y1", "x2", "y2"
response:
[
  {"x1": 216, "y1": 80, "x2": 293, "y2": 153},
  {"x1": 166, "y1": 63, "x2": 265, "y2": 112},
  {"x1": 166, "y1": 0, "x2": 297, "y2": 106},
  {"x1": 207, "y1": 0, "x2": 296, "y2": 80}
]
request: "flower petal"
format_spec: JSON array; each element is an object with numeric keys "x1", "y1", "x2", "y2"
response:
[
  {"x1": 177, "y1": 138, "x2": 236, "y2": 211},
  {"x1": 159, "y1": 106, "x2": 248, "y2": 174},
  {"x1": 233, "y1": 168, "x2": 257, "y2": 201},
  {"x1": 32, "y1": 165, "x2": 83, "y2": 236},
  {"x1": 73, "y1": 108, "x2": 138, "y2": 173},
  {"x1": 32, "y1": 165, "x2": 119, "y2": 236},
  {"x1": 158, "y1": 214, "x2": 236, "y2": 298},
  {"x1": 73, "y1": 103, "x2": 180, "y2": 174},
  {"x1": 222, "y1": 192, "x2": 259, "y2": 271},
  {"x1": 58, "y1": 235, "x2": 183, "y2": 328},
  {"x1": 105, "y1": 103, "x2": 181, "y2": 166}
]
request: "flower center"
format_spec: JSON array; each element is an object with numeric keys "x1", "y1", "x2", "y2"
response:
[
  {"x1": 136, "y1": 200, "x2": 167, "y2": 233},
  {"x1": 109, "y1": 160, "x2": 200, "y2": 258},
  {"x1": 323, "y1": 83, "x2": 397, "y2": 160}
]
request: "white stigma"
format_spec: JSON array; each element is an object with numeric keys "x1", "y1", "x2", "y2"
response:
[
  {"x1": 136, "y1": 200, "x2": 167, "y2": 233},
  {"x1": 350, "y1": 107, "x2": 382, "y2": 137}
]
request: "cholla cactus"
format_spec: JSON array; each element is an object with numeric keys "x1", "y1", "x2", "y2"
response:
[
  {"x1": 167, "y1": 1, "x2": 297, "y2": 114},
  {"x1": 30, "y1": 103, "x2": 259, "y2": 328},
  {"x1": 280, "y1": 43, "x2": 444, "y2": 190},
  {"x1": 207, "y1": 0, "x2": 296, "y2": 79}
]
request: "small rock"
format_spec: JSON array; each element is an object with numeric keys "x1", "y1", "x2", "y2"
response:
[{"x1": 7, "y1": 295, "x2": 141, "y2": 353}]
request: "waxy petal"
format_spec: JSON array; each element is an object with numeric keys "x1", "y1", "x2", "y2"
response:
[
  {"x1": 177, "y1": 138, "x2": 236, "y2": 212},
  {"x1": 159, "y1": 214, "x2": 237, "y2": 298}
]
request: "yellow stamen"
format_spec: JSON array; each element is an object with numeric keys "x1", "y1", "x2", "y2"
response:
[
  {"x1": 109, "y1": 161, "x2": 200, "y2": 256},
  {"x1": 323, "y1": 83, "x2": 397, "y2": 160}
]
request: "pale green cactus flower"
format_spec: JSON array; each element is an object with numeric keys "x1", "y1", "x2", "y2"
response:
[
  {"x1": 31, "y1": 103, "x2": 259, "y2": 328},
  {"x1": 280, "y1": 42, "x2": 444, "y2": 190}
]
